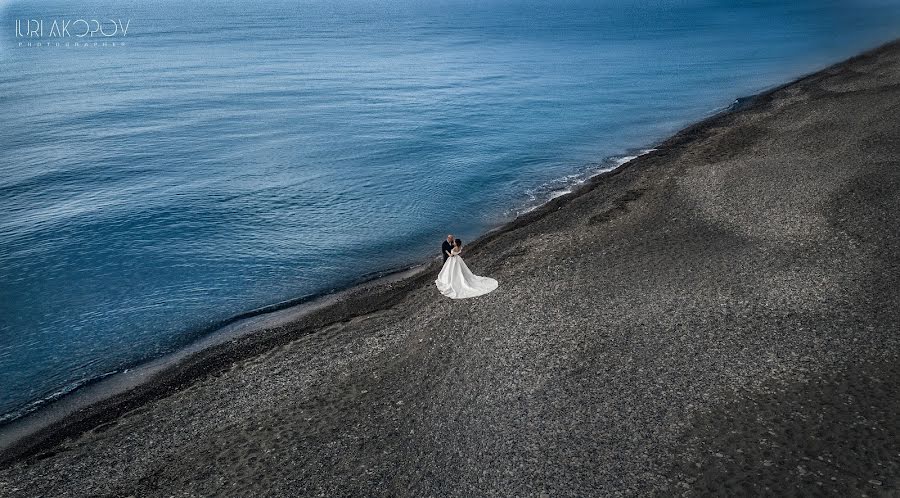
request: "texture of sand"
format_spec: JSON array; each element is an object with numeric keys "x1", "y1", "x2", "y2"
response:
[{"x1": 1, "y1": 39, "x2": 899, "y2": 496}]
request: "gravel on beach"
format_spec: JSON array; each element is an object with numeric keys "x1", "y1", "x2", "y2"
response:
[{"x1": 1, "y1": 39, "x2": 899, "y2": 497}]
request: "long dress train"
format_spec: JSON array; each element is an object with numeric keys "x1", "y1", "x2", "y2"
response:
[{"x1": 435, "y1": 249, "x2": 498, "y2": 299}]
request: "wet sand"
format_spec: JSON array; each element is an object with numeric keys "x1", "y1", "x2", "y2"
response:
[{"x1": 1, "y1": 39, "x2": 899, "y2": 496}]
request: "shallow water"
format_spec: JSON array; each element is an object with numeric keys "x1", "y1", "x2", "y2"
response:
[{"x1": 1, "y1": 0, "x2": 899, "y2": 422}]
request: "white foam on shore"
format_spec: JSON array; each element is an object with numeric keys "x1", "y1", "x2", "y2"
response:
[{"x1": 516, "y1": 148, "x2": 656, "y2": 216}]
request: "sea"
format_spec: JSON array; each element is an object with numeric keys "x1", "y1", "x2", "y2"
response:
[{"x1": 2, "y1": 0, "x2": 899, "y2": 424}]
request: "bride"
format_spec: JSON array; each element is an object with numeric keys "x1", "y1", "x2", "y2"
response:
[{"x1": 435, "y1": 238, "x2": 498, "y2": 299}]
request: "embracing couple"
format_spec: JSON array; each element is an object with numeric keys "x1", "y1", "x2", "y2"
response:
[{"x1": 435, "y1": 234, "x2": 498, "y2": 299}]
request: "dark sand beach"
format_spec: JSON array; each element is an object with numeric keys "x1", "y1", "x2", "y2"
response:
[{"x1": 2, "y1": 39, "x2": 899, "y2": 496}]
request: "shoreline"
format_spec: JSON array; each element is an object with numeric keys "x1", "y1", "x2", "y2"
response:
[
  {"x1": 0, "y1": 146, "x2": 656, "y2": 441},
  {"x1": 0, "y1": 143, "x2": 660, "y2": 462},
  {"x1": 0, "y1": 145, "x2": 662, "y2": 432},
  {"x1": 0, "y1": 140, "x2": 680, "y2": 464},
  {"x1": 0, "y1": 142, "x2": 666, "y2": 463},
  {"x1": 1, "y1": 36, "x2": 898, "y2": 472}
]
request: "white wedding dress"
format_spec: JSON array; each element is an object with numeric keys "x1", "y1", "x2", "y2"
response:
[{"x1": 435, "y1": 247, "x2": 498, "y2": 299}]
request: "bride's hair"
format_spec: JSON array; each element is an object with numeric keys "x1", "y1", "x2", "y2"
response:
[{"x1": 455, "y1": 238, "x2": 462, "y2": 247}]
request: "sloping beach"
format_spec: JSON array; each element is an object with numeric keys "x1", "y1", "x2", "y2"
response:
[{"x1": 2, "y1": 39, "x2": 899, "y2": 496}]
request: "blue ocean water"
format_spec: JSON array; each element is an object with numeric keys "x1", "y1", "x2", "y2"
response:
[{"x1": 1, "y1": 0, "x2": 899, "y2": 423}]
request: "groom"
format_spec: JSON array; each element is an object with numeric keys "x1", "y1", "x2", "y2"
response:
[{"x1": 442, "y1": 234, "x2": 454, "y2": 262}]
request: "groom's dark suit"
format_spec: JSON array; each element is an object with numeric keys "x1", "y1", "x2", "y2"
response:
[{"x1": 442, "y1": 240, "x2": 454, "y2": 262}]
